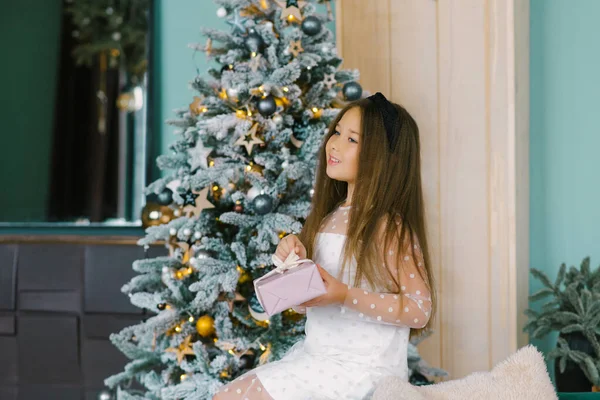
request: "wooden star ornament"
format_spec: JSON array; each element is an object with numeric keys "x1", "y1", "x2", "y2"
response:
[
  {"x1": 204, "y1": 38, "x2": 213, "y2": 57},
  {"x1": 323, "y1": 73, "x2": 337, "y2": 89},
  {"x1": 289, "y1": 40, "x2": 304, "y2": 57},
  {"x1": 234, "y1": 123, "x2": 264, "y2": 155},
  {"x1": 189, "y1": 96, "x2": 207, "y2": 116},
  {"x1": 183, "y1": 187, "x2": 215, "y2": 218},
  {"x1": 249, "y1": 54, "x2": 263, "y2": 72},
  {"x1": 276, "y1": 0, "x2": 306, "y2": 22},
  {"x1": 166, "y1": 335, "x2": 196, "y2": 365}
]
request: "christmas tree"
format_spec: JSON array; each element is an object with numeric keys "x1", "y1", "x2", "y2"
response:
[{"x1": 104, "y1": 1, "x2": 443, "y2": 398}]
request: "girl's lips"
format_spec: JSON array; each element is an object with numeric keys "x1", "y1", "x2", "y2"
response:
[{"x1": 328, "y1": 155, "x2": 341, "y2": 166}]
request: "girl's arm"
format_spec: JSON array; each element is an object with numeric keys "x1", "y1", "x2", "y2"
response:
[{"x1": 339, "y1": 216, "x2": 432, "y2": 329}]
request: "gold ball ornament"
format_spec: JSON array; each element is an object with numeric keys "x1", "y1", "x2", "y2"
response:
[
  {"x1": 141, "y1": 202, "x2": 163, "y2": 228},
  {"x1": 196, "y1": 315, "x2": 216, "y2": 337}
]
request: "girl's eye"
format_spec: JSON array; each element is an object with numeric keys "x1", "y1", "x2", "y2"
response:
[
  {"x1": 334, "y1": 130, "x2": 341, "y2": 136},
  {"x1": 349, "y1": 137, "x2": 358, "y2": 144}
]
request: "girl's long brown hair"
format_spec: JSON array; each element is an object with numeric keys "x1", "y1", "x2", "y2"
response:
[{"x1": 298, "y1": 98, "x2": 436, "y2": 337}]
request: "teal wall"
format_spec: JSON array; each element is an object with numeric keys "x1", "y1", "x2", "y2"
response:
[
  {"x1": 153, "y1": 0, "x2": 227, "y2": 177},
  {"x1": 0, "y1": 1, "x2": 62, "y2": 221},
  {"x1": 530, "y1": 0, "x2": 600, "y2": 380}
]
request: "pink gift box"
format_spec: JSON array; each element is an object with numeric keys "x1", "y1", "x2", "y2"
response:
[{"x1": 253, "y1": 253, "x2": 326, "y2": 317}]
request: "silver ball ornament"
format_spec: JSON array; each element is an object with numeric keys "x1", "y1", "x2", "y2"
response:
[{"x1": 217, "y1": 7, "x2": 227, "y2": 18}]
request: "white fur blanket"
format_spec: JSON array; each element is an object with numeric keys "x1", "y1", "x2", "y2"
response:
[{"x1": 372, "y1": 345, "x2": 557, "y2": 400}]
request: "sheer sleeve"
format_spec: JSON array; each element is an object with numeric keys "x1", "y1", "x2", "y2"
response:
[{"x1": 339, "y1": 215, "x2": 432, "y2": 328}]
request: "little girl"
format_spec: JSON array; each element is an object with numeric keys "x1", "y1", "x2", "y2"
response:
[{"x1": 214, "y1": 92, "x2": 436, "y2": 400}]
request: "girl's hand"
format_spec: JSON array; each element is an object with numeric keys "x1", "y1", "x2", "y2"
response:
[
  {"x1": 300, "y1": 264, "x2": 348, "y2": 308},
  {"x1": 275, "y1": 234, "x2": 307, "y2": 260}
]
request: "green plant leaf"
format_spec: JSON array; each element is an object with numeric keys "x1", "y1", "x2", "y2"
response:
[
  {"x1": 559, "y1": 356, "x2": 567, "y2": 373},
  {"x1": 530, "y1": 288, "x2": 555, "y2": 302},
  {"x1": 555, "y1": 311, "x2": 581, "y2": 323},
  {"x1": 524, "y1": 309, "x2": 540, "y2": 318},
  {"x1": 561, "y1": 324, "x2": 585, "y2": 334},
  {"x1": 531, "y1": 268, "x2": 555, "y2": 289},
  {"x1": 555, "y1": 263, "x2": 566, "y2": 287},
  {"x1": 532, "y1": 325, "x2": 552, "y2": 338},
  {"x1": 581, "y1": 257, "x2": 591, "y2": 279}
]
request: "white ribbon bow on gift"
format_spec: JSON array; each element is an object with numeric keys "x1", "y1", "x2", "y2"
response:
[{"x1": 271, "y1": 251, "x2": 311, "y2": 274}]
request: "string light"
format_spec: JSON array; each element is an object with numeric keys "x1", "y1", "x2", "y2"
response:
[
  {"x1": 251, "y1": 51, "x2": 257, "y2": 57},
  {"x1": 288, "y1": 15, "x2": 295, "y2": 21},
  {"x1": 236, "y1": 109, "x2": 246, "y2": 118},
  {"x1": 209, "y1": 160, "x2": 215, "y2": 167},
  {"x1": 312, "y1": 107, "x2": 319, "y2": 113},
  {"x1": 212, "y1": 185, "x2": 219, "y2": 191},
  {"x1": 247, "y1": 110, "x2": 253, "y2": 117},
  {"x1": 180, "y1": 374, "x2": 188, "y2": 381},
  {"x1": 188, "y1": 316, "x2": 195, "y2": 323},
  {"x1": 175, "y1": 325, "x2": 182, "y2": 333},
  {"x1": 282, "y1": 87, "x2": 289, "y2": 92}
]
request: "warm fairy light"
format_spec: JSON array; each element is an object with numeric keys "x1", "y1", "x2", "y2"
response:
[
  {"x1": 236, "y1": 109, "x2": 245, "y2": 118},
  {"x1": 282, "y1": 87, "x2": 289, "y2": 92},
  {"x1": 312, "y1": 107, "x2": 319, "y2": 113},
  {"x1": 259, "y1": 85, "x2": 264, "y2": 91},
  {"x1": 251, "y1": 51, "x2": 257, "y2": 57},
  {"x1": 307, "y1": 66, "x2": 312, "y2": 70},
  {"x1": 175, "y1": 270, "x2": 184, "y2": 279},
  {"x1": 212, "y1": 185, "x2": 219, "y2": 191},
  {"x1": 180, "y1": 374, "x2": 188, "y2": 381},
  {"x1": 228, "y1": 350, "x2": 235, "y2": 355},
  {"x1": 288, "y1": 15, "x2": 295, "y2": 21},
  {"x1": 175, "y1": 325, "x2": 182, "y2": 332},
  {"x1": 165, "y1": 304, "x2": 172, "y2": 310},
  {"x1": 219, "y1": 88, "x2": 228, "y2": 99},
  {"x1": 188, "y1": 316, "x2": 195, "y2": 323},
  {"x1": 213, "y1": 338, "x2": 218, "y2": 343},
  {"x1": 266, "y1": 320, "x2": 270, "y2": 324},
  {"x1": 209, "y1": 160, "x2": 215, "y2": 167},
  {"x1": 201, "y1": 107, "x2": 208, "y2": 113},
  {"x1": 247, "y1": 110, "x2": 253, "y2": 116},
  {"x1": 187, "y1": 267, "x2": 193, "y2": 274},
  {"x1": 228, "y1": 64, "x2": 233, "y2": 69},
  {"x1": 259, "y1": 344, "x2": 266, "y2": 351},
  {"x1": 246, "y1": 165, "x2": 252, "y2": 171},
  {"x1": 235, "y1": 200, "x2": 240, "y2": 204}
]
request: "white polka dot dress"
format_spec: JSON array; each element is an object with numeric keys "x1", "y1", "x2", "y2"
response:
[{"x1": 250, "y1": 205, "x2": 431, "y2": 399}]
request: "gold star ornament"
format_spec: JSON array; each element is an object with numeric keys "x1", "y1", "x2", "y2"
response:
[
  {"x1": 166, "y1": 335, "x2": 196, "y2": 364},
  {"x1": 189, "y1": 96, "x2": 207, "y2": 116}
]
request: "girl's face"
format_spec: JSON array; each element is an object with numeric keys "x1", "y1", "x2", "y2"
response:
[{"x1": 325, "y1": 107, "x2": 362, "y2": 184}]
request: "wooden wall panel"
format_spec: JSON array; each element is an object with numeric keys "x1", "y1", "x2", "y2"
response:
[
  {"x1": 388, "y1": 0, "x2": 442, "y2": 371},
  {"x1": 336, "y1": 0, "x2": 530, "y2": 379}
]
